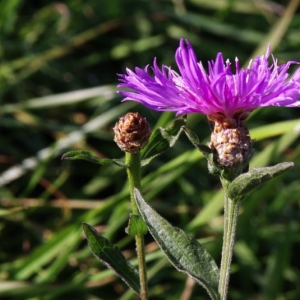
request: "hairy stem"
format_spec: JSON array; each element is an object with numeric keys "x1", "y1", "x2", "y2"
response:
[
  {"x1": 125, "y1": 152, "x2": 148, "y2": 300},
  {"x1": 218, "y1": 179, "x2": 240, "y2": 300}
]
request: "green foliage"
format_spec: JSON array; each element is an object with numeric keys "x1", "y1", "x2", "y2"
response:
[
  {"x1": 62, "y1": 150, "x2": 128, "y2": 167},
  {"x1": 228, "y1": 162, "x2": 294, "y2": 202},
  {"x1": 126, "y1": 214, "x2": 148, "y2": 236},
  {"x1": 140, "y1": 115, "x2": 186, "y2": 166},
  {"x1": 1, "y1": 0, "x2": 300, "y2": 299},
  {"x1": 134, "y1": 188, "x2": 220, "y2": 300},
  {"x1": 82, "y1": 222, "x2": 140, "y2": 294}
]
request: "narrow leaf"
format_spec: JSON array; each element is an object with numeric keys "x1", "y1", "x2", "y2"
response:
[
  {"x1": 134, "y1": 189, "x2": 220, "y2": 300},
  {"x1": 228, "y1": 162, "x2": 294, "y2": 201},
  {"x1": 61, "y1": 150, "x2": 127, "y2": 167},
  {"x1": 82, "y1": 223, "x2": 140, "y2": 294},
  {"x1": 125, "y1": 214, "x2": 148, "y2": 236},
  {"x1": 182, "y1": 126, "x2": 220, "y2": 176},
  {"x1": 140, "y1": 116, "x2": 186, "y2": 165},
  {"x1": 182, "y1": 126, "x2": 212, "y2": 158}
]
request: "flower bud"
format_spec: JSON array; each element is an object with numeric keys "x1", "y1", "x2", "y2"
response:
[{"x1": 113, "y1": 112, "x2": 151, "y2": 153}]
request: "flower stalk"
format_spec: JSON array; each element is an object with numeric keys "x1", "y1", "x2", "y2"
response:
[
  {"x1": 125, "y1": 151, "x2": 148, "y2": 300},
  {"x1": 218, "y1": 178, "x2": 240, "y2": 300},
  {"x1": 113, "y1": 112, "x2": 151, "y2": 299}
]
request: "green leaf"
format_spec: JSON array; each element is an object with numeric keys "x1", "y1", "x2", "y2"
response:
[
  {"x1": 140, "y1": 116, "x2": 186, "y2": 165},
  {"x1": 228, "y1": 162, "x2": 294, "y2": 201},
  {"x1": 182, "y1": 126, "x2": 221, "y2": 176},
  {"x1": 134, "y1": 189, "x2": 220, "y2": 300},
  {"x1": 82, "y1": 223, "x2": 140, "y2": 294},
  {"x1": 61, "y1": 150, "x2": 127, "y2": 167},
  {"x1": 125, "y1": 214, "x2": 148, "y2": 236},
  {"x1": 182, "y1": 126, "x2": 212, "y2": 157}
]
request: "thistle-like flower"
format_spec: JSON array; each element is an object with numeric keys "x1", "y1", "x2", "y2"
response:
[{"x1": 118, "y1": 39, "x2": 300, "y2": 171}]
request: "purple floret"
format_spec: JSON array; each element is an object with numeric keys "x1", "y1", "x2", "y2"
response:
[{"x1": 118, "y1": 39, "x2": 300, "y2": 119}]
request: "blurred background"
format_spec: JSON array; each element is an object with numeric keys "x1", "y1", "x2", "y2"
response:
[{"x1": 1, "y1": 0, "x2": 300, "y2": 299}]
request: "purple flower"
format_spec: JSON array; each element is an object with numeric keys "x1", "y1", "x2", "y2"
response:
[{"x1": 118, "y1": 39, "x2": 300, "y2": 122}]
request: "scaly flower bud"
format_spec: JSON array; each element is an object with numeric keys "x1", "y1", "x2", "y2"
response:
[
  {"x1": 113, "y1": 112, "x2": 151, "y2": 153},
  {"x1": 208, "y1": 114, "x2": 253, "y2": 172}
]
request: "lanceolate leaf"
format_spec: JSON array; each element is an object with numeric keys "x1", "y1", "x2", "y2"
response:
[
  {"x1": 182, "y1": 126, "x2": 220, "y2": 176},
  {"x1": 134, "y1": 189, "x2": 220, "y2": 300},
  {"x1": 140, "y1": 116, "x2": 186, "y2": 166},
  {"x1": 228, "y1": 162, "x2": 294, "y2": 202},
  {"x1": 61, "y1": 150, "x2": 127, "y2": 167},
  {"x1": 182, "y1": 126, "x2": 212, "y2": 158},
  {"x1": 82, "y1": 223, "x2": 140, "y2": 294}
]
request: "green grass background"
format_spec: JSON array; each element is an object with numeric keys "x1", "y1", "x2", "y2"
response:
[{"x1": 0, "y1": 0, "x2": 300, "y2": 299}]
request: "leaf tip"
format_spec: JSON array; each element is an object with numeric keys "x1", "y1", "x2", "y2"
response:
[{"x1": 284, "y1": 161, "x2": 294, "y2": 169}]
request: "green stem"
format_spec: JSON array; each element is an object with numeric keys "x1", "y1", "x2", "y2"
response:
[
  {"x1": 218, "y1": 179, "x2": 240, "y2": 300},
  {"x1": 125, "y1": 152, "x2": 148, "y2": 300}
]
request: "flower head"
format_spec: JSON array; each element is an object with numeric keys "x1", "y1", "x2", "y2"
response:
[
  {"x1": 118, "y1": 40, "x2": 300, "y2": 173},
  {"x1": 118, "y1": 39, "x2": 300, "y2": 123}
]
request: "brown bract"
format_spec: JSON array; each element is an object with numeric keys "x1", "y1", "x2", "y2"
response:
[
  {"x1": 113, "y1": 112, "x2": 151, "y2": 153},
  {"x1": 208, "y1": 115, "x2": 253, "y2": 170}
]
